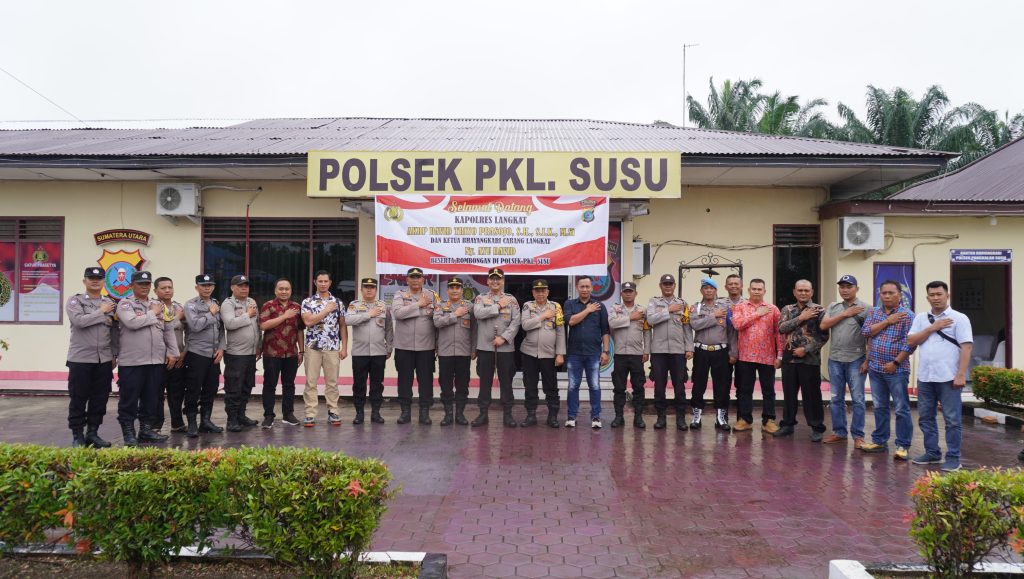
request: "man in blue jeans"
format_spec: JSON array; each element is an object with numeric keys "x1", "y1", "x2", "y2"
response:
[
  {"x1": 819, "y1": 275, "x2": 869, "y2": 448},
  {"x1": 859, "y1": 280, "x2": 915, "y2": 459},
  {"x1": 907, "y1": 281, "x2": 973, "y2": 472},
  {"x1": 563, "y1": 276, "x2": 610, "y2": 429}
]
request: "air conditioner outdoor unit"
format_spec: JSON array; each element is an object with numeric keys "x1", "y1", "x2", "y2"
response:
[
  {"x1": 839, "y1": 216, "x2": 885, "y2": 251},
  {"x1": 156, "y1": 183, "x2": 200, "y2": 217},
  {"x1": 632, "y1": 242, "x2": 651, "y2": 277}
]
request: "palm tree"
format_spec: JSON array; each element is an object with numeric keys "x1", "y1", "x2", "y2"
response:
[
  {"x1": 757, "y1": 92, "x2": 832, "y2": 137},
  {"x1": 687, "y1": 78, "x2": 765, "y2": 132}
]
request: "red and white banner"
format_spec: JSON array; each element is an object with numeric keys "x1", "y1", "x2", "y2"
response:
[{"x1": 375, "y1": 195, "x2": 608, "y2": 275}]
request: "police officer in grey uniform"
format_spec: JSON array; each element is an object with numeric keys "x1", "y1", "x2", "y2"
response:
[
  {"x1": 65, "y1": 266, "x2": 117, "y2": 448},
  {"x1": 688, "y1": 277, "x2": 733, "y2": 431},
  {"x1": 472, "y1": 267, "x2": 521, "y2": 427},
  {"x1": 646, "y1": 273, "x2": 694, "y2": 430},
  {"x1": 221, "y1": 274, "x2": 261, "y2": 432},
  {"x1": 183, "y1": 274, "x2": 225, "y2": 437},
  {"x1": 434, "y1": 277, "x2": 476, "y2": 426},
  {"x1": 608, "y1": 281, "x2": 650, "y2": 429},
  {"x1": 346, "y1": 277, "x2": 393, "y2": 425},
  {"x1": 520, "y1": 279, "x2": 565, "y2": 428},
  {"x1": 117, "y1": 271, "x2": 178, "y2": 445},
  {"x1": 391, "y1": 267, "x2": 439, "y2": 425}
]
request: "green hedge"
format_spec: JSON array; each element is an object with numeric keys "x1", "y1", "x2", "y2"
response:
[
  {"x1": 971, "y1": 366, "x2": 1024, "y2": 407},
  {"x1": 0, "y1": 444, "x2": 393, "y2": 578},
  {"x1": 909, "y1": 469, "x2": 1024, "y2": 578}
]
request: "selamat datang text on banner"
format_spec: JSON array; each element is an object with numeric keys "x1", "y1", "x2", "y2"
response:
[{"x1": 375, "y1": 195, "x2": 608, "y2": 276}]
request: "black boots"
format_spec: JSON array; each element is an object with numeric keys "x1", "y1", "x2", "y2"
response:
[
  {"x1": 352, "y1": 406, "x2": 365, "y2": 425},
  {"x1": 238, "y1": 414, "x2": 258, "y2": 428},
  {"x1": 546, "y1": 405, "x2": 560, "y2": 428},
  {"x1": 714, "y1": 408, "x2": 731, "y2": 431},
  {"x1": 138, "y1": 423, "x2": 169, "y2": 443},
  {"x1": 71, "y1": 428, "x2": 87, "y2": 447},
  {"x1": 397, "y1": 405, "x2": 412, "y2": 424},
  {"x1": 519, "y1": 408, "x2": 537, "y2": 427},
  {"x1": 440, "y1": 404, "x2": 454, "y2": 426},
  {"x1": 610, "y1": 405, "x2": 625, "y2": 428},
  {"x1": 503, "y1": 407, "x2": 517, "y2": 427},
  {"x1": 654, "y1": 410, "x2": 667, "y2": 429},
  {"x1": 633, "y1": 409, "x2": 646, "y2": 429},
  {"x1": 199, "y1": 409, "x2": 223, "y2": 434},
  {"x1": 471, "y1": 406, "x2": 489, "y2": 427},
  {"x1": 690, "y1": 407, "x2": 703, "y2": 429},
  {"x1": 419, "y1": 406, "x2": 432, "y2": 425},
  {"x1": 226, "y1": 413, "x2": 243, "y2": 432},
  {"x1": 186, "y1": 414, "x2": 199, "y2": 438},
  {"x1": 85, "y1": 426, "x2": 111, "y2": 448},
  {"x1": 676, "y1": 409, "x2": 689, "y2": 431},
  {"x1": 454, "y1": 404, "x2": 469, "y2": 426},
  {"x1": 119, "y1": 421, "x2": 138, "y2": 447},
  {"x1": 370, "y1": 403, "x2": 385, "y2": 424}
]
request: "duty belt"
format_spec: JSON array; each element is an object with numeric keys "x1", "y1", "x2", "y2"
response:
[{"x1": 695, "y1": 342, "x2": 728, "y2": 352}]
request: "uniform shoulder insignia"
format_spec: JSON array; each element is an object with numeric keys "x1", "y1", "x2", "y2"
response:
[
  {"x1": 434, "y1": 292, "x2": 441, "y2": 303},
  {"x1": 120, "y1": 301, "x2": 131, "y2": 309}
]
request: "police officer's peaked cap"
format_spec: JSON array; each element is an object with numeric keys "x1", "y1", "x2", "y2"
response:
[
  {"x1": 361, "y1": 277, "x2": 378, "y2": 287},
  {"x1": 407, "y1": 267, "x2": 424, "y2": 277},
  {"x1": 84, "y1": 267, "x2": 105, "y2": 279},
  {"x1": 660, "y1": 274, "x2": 676, "y2": 284},
  {"x1": 447, "y1": 277, "x2": 464, "y2": 287},
  {"x1": 488, "y1": 267, "x2": 504, "y2": 278},
  {"x1": 532, "y1": 279, "x2": 549, "y2": 289},
  {"x1": 195, "y1": 274, "x2": 215, "y2": 285},
  {"x1": 621, "y1": 281, "x2": 637, "y2": 291},
  {"x1": 230, "y1": 275, "x2": 249, "y2": 285},
  {"x1": 131, "y1": 271, "x2": 152, "y2": 283}
]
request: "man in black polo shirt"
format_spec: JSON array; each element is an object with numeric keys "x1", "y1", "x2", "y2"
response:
[{"x1": 563, "y1": 275, "x2": 610, "y2": 429}]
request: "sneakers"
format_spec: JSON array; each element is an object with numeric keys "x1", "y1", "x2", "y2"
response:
[
  {"x1": 261, "y1": 416, "x2": 274, "y2": 429},
  {"x1": 941, "y1": 459, "x2": 962, "y2": 472},
  {"x1": 303, "y1": 417, "x2": 315, "y2": 428},
  {"x1": 853, "y1": 437, "x2": 865, "y2": 449},
  {"x1": 714, "y1": 409, "x2": 730, "y2": 431},
  {"x1": 328, "y1": 412, "x2": 342, "y2": 426},
  {"x1": 591, "y1": 418, "x2": 602, "y2": 430},
  {"x1": 281, "y1": 413, "x2": 300, "y2": 426},
  {"x1": 894, "y1": 446, "x2": 909, "y2": 461},
  {"x1": 822, "y1": 434, "x2": 847, "y2": 444},
  {"x1": 859, "y1": 442, "x2": 887, "y2": 453},
  {"x1": 911, "y1": 453, "x2": 943, "y2": 465},
  {"x1": 762, "y1": 419, "x2": 779, "y2": 434},
  {"x1": 733, "y1": 419, "x2": 752, "y2": 432},
  {"x1": 565, "y1": 418, "x2": 577, "y2": 428},
  {"x1": 690, "y1": 408, "x2": 702, "y2": 429}
]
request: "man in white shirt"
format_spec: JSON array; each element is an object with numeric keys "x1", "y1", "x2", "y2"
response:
[{"x1": 907, "y1": 280, "x2": 973, "y2": 472}]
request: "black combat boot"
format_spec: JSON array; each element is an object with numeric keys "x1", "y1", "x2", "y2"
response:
[
  {"x1": 654, "y1": 410, "x2": 667, "y2": 429},
  {"x1": 186, "y1": 414, "x2": 199, "y2": 438},
  {"x1": 370, "y1": 403, "x2": 385, "y2": 424},
  {"x1": 520, "y1": 408, "x2": 537, "y2": 427},
  {"x1": 440, "y1": 404, "x2": 454, "y2": 426},
  {"x1": 199, "y1": 409, "x2": 224, "y2": 434},
  {"x1": 676, "y1": 409, "x2": 689, "y2": 431},
  {"x1": 352, "y1": 406, "x2": 365, "y2": 425},
  {"x1": 397, "y1": 405, "x2": 412, "y2": 424},
  {"x1": 71, "y1": 428, "x2": 87, "y2": 447},
  {"x1": 714, "y1": 408, "x2": 731, "y2": 431},
  {"x1": 138, "y1": 423, "x2": 169, "y2": 443},
  {"x1": 471, "y1": 406, "x2": 489, "y2": 427},
  {"x1": 503, "y1": 407, "x2": 518, "y2": 427},
  {"x1": 454, "y1": 403, "x2": 469, "y2": 425},
  {"x1": 690, "y1": 407, "x2": 703, "y2": 429},
  {"x1": 226, "y1": 413, "x2": 243, "y2": 432},
  {"x1": 151, "y1": 420, "x2": 164, "y2": 434},
  {"x1": 633, "y1": 404, "x2": 647, "y2": 429},
  {"x1": 119, "y1": 421, "x2": 138, "y2": 447},
  {"x1": 610, "y1": 405, "x2": 625, "y2": 428},
  {"x1": 85, "y1": 426, "x2": 111, "y2": 448},
  {"x1": 546, "y1": 404, "x2": 560, "y2": 428},
  {"x1": 419, "y1": 406, "x2": 432, "y2": 425}
]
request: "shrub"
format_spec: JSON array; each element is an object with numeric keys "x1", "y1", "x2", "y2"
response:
[
  {"x1": 0, "y1": 444, "x2": 76, "y2": 547},
  {"x1": 971, "y1": 366, "x2": 1024, "y2": 407},
  {"x1": 909, "y1": 468, "x2": 1024, "y2": 578}
]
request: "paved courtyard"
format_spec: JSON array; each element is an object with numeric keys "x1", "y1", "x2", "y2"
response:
[{"x1": 1, "y1": 394, "x2": 1022, "y2": 578}]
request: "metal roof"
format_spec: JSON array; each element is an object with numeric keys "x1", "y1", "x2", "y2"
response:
[
  {"x1": 0, "y1": 118, "x2": 953, "y2": 158},
  {"x1": 890, "y1": 137, "x2": 1024, "y2": 202}
]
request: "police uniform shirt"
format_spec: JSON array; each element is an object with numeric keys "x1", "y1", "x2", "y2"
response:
[
  {"x1": 608, "y1": 302, "x2": 650, "y2": 356},
  {"x1": 65, "y1": 293, "x2": 118, "y2": 363},
  {"x1": 520, "y1": 300, "x2": 566, "y2": 359},
  {"x1": 433, "y1": 298, "x2": 476, "y2": 357},
  {"x1": 346, "y1": 299, "x2": 393, "y2": 357},
  {"x1": 164, "y1": 301, "x2": 186, "y2": 353},
  {"x1": 473, "y1": 292, "x2": 520, "y2": 353},
  {"x1": 689, "y1": 297, "x2": 733, "y2": 353},
  {"x1": 646, "y1": 295, "x2": 694, "y2": 354},
  {"x1": 221, "y1": 296, "x2": 261, "y2": 356},
  {"x1": 117, "y1": 296, "x2": 180, "y2": 366},
  {"x1": 391, "y1": 288, "x2": 439, "y2": 351},
  {"x1": 184, "y1": 296, "x2": 225, "y2": 357}
]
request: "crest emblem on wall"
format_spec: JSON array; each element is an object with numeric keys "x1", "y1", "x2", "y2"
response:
[{"x1": 97, "y1": 249, "x2": 146, "y2": 299}]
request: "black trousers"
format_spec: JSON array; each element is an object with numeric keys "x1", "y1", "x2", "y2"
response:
[
  {"x1": 152, "y1": 365, "x2": 186, "y2": 428},
  {"x1": 117, "y1": 364, "x2": 164, "y2": 425},
  {"x1": 351, "y1": 355, "x2": 386, "y2": 408},
  {"x1": 395, "y1": 349, "x2": 435, "y2": 408},
  {"x1": 781, "y1": 362, "x2": 825, "y2": 431},
  {"x1": 612, "y1": 354, "x2": 646, "y2": 410},
  {"x1": 521, "y1": 354, "x2": 558, "y2": 410},
  {"x1": 262, "y1": 356, "x2": 299, "y2": 418},
  {"x1": 223, "y1": 353, "x2": 256, "y2": 417},
  {"x1": 690, "y1": 349, "x2": 731, "y2": 410},
  {"x1": 650, "y1": 353, "x2": 688, "y2": 413},
  {"x1": 66, "y1": 361, "x2": 112, "y2": 429},
  {"x1": 184, "y1": 352, "x2": 220, "y2": 415},
  {"x1": 438, "y1": 355, "x2": 471, "y2": 406},
  {"x1": 476, "y1": 350, "x2": 516, "y2": 409},
  {"x1": 735, "y1": 361, "x2": 777, "y2": 424}
]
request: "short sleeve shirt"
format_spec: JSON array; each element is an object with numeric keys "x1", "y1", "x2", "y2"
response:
[
  {"x1": 301, "y1": 293, "x2": 344, "y2": 351},
  {"x1": 825, "y1": 299, "x2": 869, "y2": 363},
  {"x1": 909, "y1": 307, "x2": 973, "y2": 382},
  {"x1": 260, "y1": 299, "x2": 304, "y2": 358}
]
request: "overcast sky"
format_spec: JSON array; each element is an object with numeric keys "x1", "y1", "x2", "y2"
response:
[{"x1": 2, "y1": 0, "x2": 1021, "y2": 129}]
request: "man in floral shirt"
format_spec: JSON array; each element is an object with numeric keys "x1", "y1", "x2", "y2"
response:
[
  {"x1": 730, "y1": 278, "x2": 784, "y2": 433},
  {"x1": 775, "y1": 280, "x2": 829, "y2": 441},
  {"x1": 300, "y1": 270, "x2": 348, "y2": 427},
  {"x1": 259, "y1": 278, "x2": 305, "y2": 428}
]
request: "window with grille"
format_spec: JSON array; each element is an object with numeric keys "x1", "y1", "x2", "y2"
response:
[
  {"x1": 773, "y1": 225, "x2": 820, "y2": 309},
  {"x1": 0, "y1": 218, "x2": 64, "y2": 324}
]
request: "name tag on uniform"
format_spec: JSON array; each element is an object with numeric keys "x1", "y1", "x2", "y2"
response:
[
  {"x1": 545, "y1": 321, "x2": 554, "y2": 329},
  {"x1": 376, "y1": 318, "x2": 385, "y2": 327},
  {"x1": 461, "y1": 318, "x2": 471, "y2": 328}
]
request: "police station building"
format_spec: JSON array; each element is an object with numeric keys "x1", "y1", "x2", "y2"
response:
[{"x1": 0, "y1": 118, "x2": 1019, "y2": 390}]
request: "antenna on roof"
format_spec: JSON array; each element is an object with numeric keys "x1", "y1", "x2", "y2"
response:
[{"x1": 682, "y1": 43, "x2": 699, "y2": 128}]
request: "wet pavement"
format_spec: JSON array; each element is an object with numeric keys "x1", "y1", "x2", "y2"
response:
[{"x1": 2, "y1": 394, "x2": 1022, "y2": 578}]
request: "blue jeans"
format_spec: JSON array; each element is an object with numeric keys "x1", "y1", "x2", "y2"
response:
[
  {"x1": 567, "y1": 354, "x2": 602, "y2": 419},
  {"x1": 869, "y1": 370, "x2": 912, "y2": 448},
  {"x1": 828, "y1": 357, "x2": 866, "y2": 439},
  {"x1": 917, "y1": 380, "x2": 962, "y2": 460}
]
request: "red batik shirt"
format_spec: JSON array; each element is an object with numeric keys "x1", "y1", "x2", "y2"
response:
[
  {"x1": 730, "y1": 300, "x2": 785, "y2": 365},
  {"x1": 260, "y1": 299, "x2": 304, "y2": 358}
]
